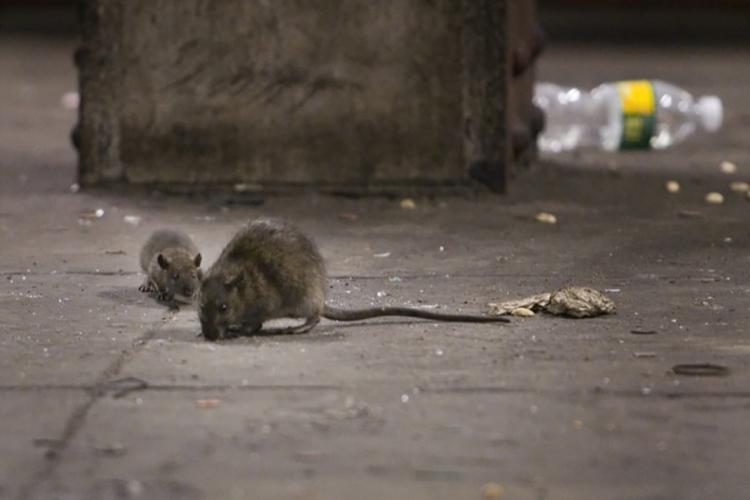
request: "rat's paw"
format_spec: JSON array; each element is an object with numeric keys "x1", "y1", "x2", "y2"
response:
[{"x1": 138, "y1": 284, "x2": 152, "y2": 293}]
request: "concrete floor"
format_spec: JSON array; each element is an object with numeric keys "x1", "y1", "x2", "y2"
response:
[{"x1": 2, "y1": 36, "x2": 750, "y2": 500}]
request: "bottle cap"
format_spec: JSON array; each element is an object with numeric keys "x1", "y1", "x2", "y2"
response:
[{"x1": 697, "y1": 96, "x2": 723, "y2": 132}]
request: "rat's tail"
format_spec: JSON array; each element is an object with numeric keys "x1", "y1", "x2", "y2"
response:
[{"x1": 323, "y1": 305, "x2": 510, "y2": 323}]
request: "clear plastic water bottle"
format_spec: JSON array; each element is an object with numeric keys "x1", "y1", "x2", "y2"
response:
[{"x1": 533, "y1": 80, "x2": 723, "y2": 153}]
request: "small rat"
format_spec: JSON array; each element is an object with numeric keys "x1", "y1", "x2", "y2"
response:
[
  {"x1": 139, "y1": 229, "x2": 202, "y2": 305},
  {"x1": 198, "y1": 218, "x2": 509, "y2": 340}
]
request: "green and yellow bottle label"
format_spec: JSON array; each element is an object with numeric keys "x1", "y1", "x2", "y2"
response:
[{"x1": 617, "y1": 80, "x2": 656, "y2": 149}]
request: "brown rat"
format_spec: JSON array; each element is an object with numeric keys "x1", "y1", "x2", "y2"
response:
[
  {"x1": 198, "y1": 218, "x2": 509, "y2": 341},
  {"x1": 139, "y1": 229, "x2": 202, "y2": 306}
]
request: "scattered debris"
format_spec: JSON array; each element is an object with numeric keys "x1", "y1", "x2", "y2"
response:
[
  {"x1": 677, "y1": 210, "x2": 703, "y2": 219},
  {"x1": 630, "y1": 329, "x2": 658, "y2": 335},
  {"x1": 338, "y1": 213, "x2": 358, "y2": 221},
  {"x1": 388, "y1": 276, "x2": 402, "y2": 282},
  {"x1": 373, "y1": 252, "x2": 391, "y2": 258},
  {"x1": 69, "y1": 183, "x2": 80, "y2": 193},
  {"x1": 104, "y1": 250, "x2": 127, "y2": 255},
  {"x1": 79, "y1": 208, "x2": 105, "y2": 219},
  {"x1": 376, "y1": 291, "x2": 388, "y2": 298},
  {"x1": 535, "y1": 212, "x2": 557, "y2": 224},
  {"x1": 488, "y1": 287, "x2": 614, "y2": 318},
  {"x1": 400, "y1": 198, "x2": 417, "y2": 210},
  {"x1": 719, "y1": 161, "x2": 737, "y2": 174},
  {"x1": 603, "y1": 288, "x2": 621, "y2": 293},
  {"x1": 487, "y1": 293, "x2": 550, "y2": 315},
  {"x1": 123, "y1": 215, "x2": 142, "y2": 226},
  {"x1": 729, "y1": 181, "x2": 749, "y2": 193},
  {"x1": 705, "y1": 192, "x2": 724, "y2": 205},
  {"x1": 672, "y1": 363, "x2": 729, "y2": 377},
  {"x1": 233, "y1": 183, "x2": 260, "y2": 193},
  {"x1": 195, "y1": 399, "x2": 221, "y2": 408},
  {"x1": 510, "y1": 307, "x2": 535, "y2": 317},
  {"x1": 665, "y1": 180, "x2": 680, "y2": 193},
  {"x1": 633, "y1": 352, "x2": 657, "y2": 358},
  {"x1": 482, "y1": 482, "x2": 505, "y2": 500},
  {"x1": 546, "y1": 287, "x2": 615, "y2": 318}
]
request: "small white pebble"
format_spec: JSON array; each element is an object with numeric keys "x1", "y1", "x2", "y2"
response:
[
  {"x1": 60, "y1": 91, "x2": 80, "y2": 110},
  {"x1": 399, "y1": 198, "x2": 416, "y2": 210},
  {"x1": 435, "y1": 349, "x2": 444, "y2": 356},
  {"x1": 535, "y1": 212, "x2": 557, "y2": 224},
  {"x1": 126, "y1": 479, "x2": 143, "y2": 497},
  {"x1": 729, "y1": 181, "x2": 749, "y2": 193},
  {"x1": 720, "y1": 161, "x2": 737, "y2": 174},
  {"x1": 665, "y1": 180, "x2": 680, "y2": 193},
  {"x1": 400, "y1": 394, "x2": 409, "y2": 403},
  {"x1": 705, "y1": 192, "x2": 724, "y2": 205},
  {"x1": 233, "y1": 183, "x2": 256, "y2": 192},
  {"x1": 123, "y1": 215, "x2": 142, "y2": 226}
]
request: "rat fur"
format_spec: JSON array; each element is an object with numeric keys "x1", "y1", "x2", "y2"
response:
[
  {"x1": 198, "y1": 219, "x2": 508, "y2": 340},
  {"x1": 139, "y1": 229, "x2": 202, "y2": 306}
]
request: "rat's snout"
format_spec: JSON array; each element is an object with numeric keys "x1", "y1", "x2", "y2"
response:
[
  {"x1": 183, "y1": 285, "x2": 195, "y2": 297},
  {"x1": 200, "y1": 317, "x2": 224, "y2": 341}
]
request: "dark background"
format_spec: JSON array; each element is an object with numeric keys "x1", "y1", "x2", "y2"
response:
[{"x1": 3, "y1": 0, "x2": 750, "y2": 44}]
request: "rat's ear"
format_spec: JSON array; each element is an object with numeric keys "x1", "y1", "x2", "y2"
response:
[
  {"x1": 157, "y1": 254, "x2": 170, "y2": 270},
  {"x1": 193, "y1": 253, "x2": 202, "y2": 268},
  {"x1": 224, "y1": 271, "x2": 245, "y2": 290}
]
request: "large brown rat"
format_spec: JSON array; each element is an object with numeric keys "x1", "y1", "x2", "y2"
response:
[
  {"x1": 139, "y1": 229, "x2": 202, "y2": 306},
  {"x1": 198, "y1": 218, "x2": 509, "y2": 340}
]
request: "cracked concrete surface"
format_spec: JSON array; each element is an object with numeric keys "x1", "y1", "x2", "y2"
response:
[{"x1": 2, "y1": 36, "x2": 750, "y2": 500}]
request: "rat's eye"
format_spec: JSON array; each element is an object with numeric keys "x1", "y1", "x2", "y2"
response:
[
  {"x1": 171, "y1": 273, "x2": 179, "y2": 280},
  {"x1": 219, "y1": 303, "x2": 228, "y2": 313}
]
